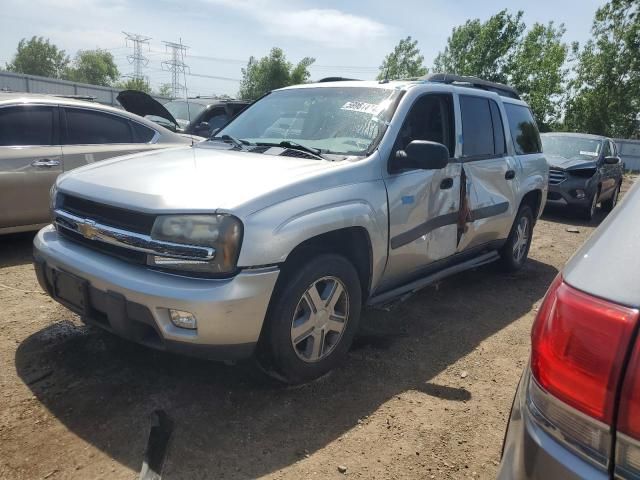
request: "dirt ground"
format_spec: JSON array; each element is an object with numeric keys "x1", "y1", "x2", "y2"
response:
[{"x1": 0, "y1": 177, "x2": 637, "y2": 480}]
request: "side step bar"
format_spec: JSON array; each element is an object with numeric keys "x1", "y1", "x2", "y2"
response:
[{"x1": 367, "y1": 251, "x2": 500, "y2": 307}]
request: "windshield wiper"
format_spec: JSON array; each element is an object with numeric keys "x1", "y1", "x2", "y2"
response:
[
  {"x1": 211, "y1": 134, "x2": 253, "y2": 148},
  {"x1": 256, "y1": 140, "x2": 324, "y2": 158}
]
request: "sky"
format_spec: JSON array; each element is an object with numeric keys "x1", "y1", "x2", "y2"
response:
[{"x1": 0, "y1": 0, "x2": 606, "y2": 97}]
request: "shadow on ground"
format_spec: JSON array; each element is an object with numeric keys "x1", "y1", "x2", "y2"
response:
[
  {"x1": 541, "y1": 205, "x2": 608, "y2": 228},
  {"x1": 0, "y1": 232, "x2": 36, "y2": 269},
  {"x1": 15, "y1": 258, "x2": 557, "y2": 479}
]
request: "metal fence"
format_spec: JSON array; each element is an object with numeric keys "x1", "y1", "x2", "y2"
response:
[{"x1": 0, "y1": 70, "x2": 171, "y2": 106}]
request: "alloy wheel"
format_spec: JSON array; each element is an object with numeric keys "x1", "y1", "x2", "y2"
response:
[{"x1": 512, "y1": 216, "x2": 530, "y2": 263}]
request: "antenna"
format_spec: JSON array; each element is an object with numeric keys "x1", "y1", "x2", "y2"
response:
[{"x1": 123, "y1": 32, "x2": 151, "y2": 84}]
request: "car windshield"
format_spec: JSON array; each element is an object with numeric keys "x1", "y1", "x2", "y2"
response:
[
  {"x1": 542, "y1": 135, "x2": 602, "y2": 161},
  {"x1": 164, "y1": 100, "x2": 206, "y2": 122},
  {"x1": 216, "y1": 86, "x2": 402, "y2": 156}
]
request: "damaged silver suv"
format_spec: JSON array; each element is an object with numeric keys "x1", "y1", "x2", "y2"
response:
[{"x1": 34, "y1": 74, "x2": 548, "y2": 383}]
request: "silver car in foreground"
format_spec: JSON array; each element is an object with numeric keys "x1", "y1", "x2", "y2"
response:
[
  {"x1": 33, "y1": 75, "x2": 548, "y2": 384},
  {"x1": 0, "y1": 92, "x2": 192, "y2": 235},
  {"x1": 499, "y1": 179, "x2": 640, "y2": 479}
]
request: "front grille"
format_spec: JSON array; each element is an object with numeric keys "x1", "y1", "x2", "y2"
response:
[
  {"x1": 58, "y1": 193, "x2": 156, "y2": 235},
  {"x1": 58, "y1": 227, "x2": 147, "y2": 265},
  {"x1": 549, "y1": 169, "x2": 567, "y2": 185}
]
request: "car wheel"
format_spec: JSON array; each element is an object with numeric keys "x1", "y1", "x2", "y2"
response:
[
  {"x1": 257, "y1": 254, "x2": 362, "y2": 384},
  {"x1": 601, "y1": 183, "x2": 621, "y2": 212},
  {"x1": 499, "y1": 204, "x2": 534, "y2": 272},
  {"x1": 580, "y1": 189, "x2": 599, "y2": 220}
]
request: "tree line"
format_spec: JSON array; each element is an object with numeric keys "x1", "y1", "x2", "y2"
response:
[{"x1": 4, "y1": 0, "x2": 638, "y2": 137}]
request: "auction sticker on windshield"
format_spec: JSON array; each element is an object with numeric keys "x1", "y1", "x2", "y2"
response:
[{"x1": 341, "y1": 101, "x2": 384, "y2": 115}]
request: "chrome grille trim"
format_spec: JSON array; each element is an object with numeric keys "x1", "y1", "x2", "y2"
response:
[
  {"x1": 54, "y1": 209, "x2": 215, "y2": 261},
  {"x1": 549, "y1": 168, "x2": 567, "y2": 185}
]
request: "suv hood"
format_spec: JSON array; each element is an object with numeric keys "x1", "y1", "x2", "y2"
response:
[
  {"x1": 546, "y1": 154, "x2": 598, "y2": 171},
  {"x1": 117, "y1": 90, "x2": 178, "y2": 127},
  {"x1": 56, "y1": 144, "x2": 346, "y2": 214}
]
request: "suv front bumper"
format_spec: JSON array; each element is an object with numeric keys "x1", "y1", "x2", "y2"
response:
[{"x1": 33, "y1": 225, "x2": 279, "y2": 360}]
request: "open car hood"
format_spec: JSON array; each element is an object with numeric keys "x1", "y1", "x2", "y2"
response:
[{"x1": 116, "y1": 90, "x2": 178, "y2": 127}]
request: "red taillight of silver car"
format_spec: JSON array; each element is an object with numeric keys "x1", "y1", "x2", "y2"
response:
[
  {"x1": 527, "y1": 274, "x2": 640, "y2": 473},
  {"x1": 616, "y1": 341, "x2": 640, "y2": 478}
]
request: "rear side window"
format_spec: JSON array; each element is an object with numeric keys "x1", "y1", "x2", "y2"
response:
[
  {"x1": 64, "y1": 108, "x2": 133, "y2": 144},
  {"x1": 460, "y1": 96, "x2": 494, "y2": 157},
  {"x1": 0, "y1": 106, "x2": 55, "y2": 146},
  {"x1": 131, "y1": 122, "x2": 156, "y2": 143},
  {"x1": 489, "y1": 101, "x2": 506, "y2": 156},
  {"x1": 504, "y1": 103, "x2": 542, "y2": 155}
]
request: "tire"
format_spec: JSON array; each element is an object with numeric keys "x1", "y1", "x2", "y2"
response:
[
  {"x1": 601, "y1": 182, "x2": 621, "y2": 212},
  {"x1": 499, "y1": 204, "x2": 534, "y2": 272},
  {"x1": 257, "y1": 254, "x2": 362, "y2": 384},
  {"x1": 579, "y1": 189, "x2": 599, "y2": 221}
]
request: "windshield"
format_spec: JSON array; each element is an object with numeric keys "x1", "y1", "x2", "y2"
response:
[
  {"x1": 542, "y1": 135, "x2": 603, "y2": 161},
  {"x1": 164, "y1": 101, "x2": 206, "y2": 122},
  {"x1": 217, "y1": 87, "x2": 402, "y2": 155}
]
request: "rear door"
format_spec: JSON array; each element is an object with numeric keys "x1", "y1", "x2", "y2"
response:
[
  {"x1": 0, "y1": 104, "x2": 62, "y2": 229},
  {"x1": 456, "y1": 94, "x2": 519, "y2": 251},
  {"x1": 60, "y1": 107, "x2": 158, "y2": 171}
]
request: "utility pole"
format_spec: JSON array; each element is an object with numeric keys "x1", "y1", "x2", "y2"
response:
[
  {"x1": 123, "y1": 31, "x2": 151, "y2": 83},
  {"x1": 162, "y1": 40, "x2": 189, "y2": 98}
]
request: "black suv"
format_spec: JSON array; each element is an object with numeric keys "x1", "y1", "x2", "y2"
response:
[
  {"x1": 117, "y1": 90, "x2": 249, "y2": 138},
  {"x1": 542, "y1": 132, "x2": 624, "y2": 220}
]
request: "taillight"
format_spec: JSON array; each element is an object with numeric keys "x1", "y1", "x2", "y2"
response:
[
  {"x1": 528, "y1": 274, "x2": 639, "y2": 470},
  {"x1": 531, "y1": 275, "x2": 638, "y2": 423},
  {"x1": 616, "y1": 341, "x2": 640, "y2": 478}
]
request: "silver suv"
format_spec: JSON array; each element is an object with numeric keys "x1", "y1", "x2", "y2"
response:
[{"x1": 33, "y1": 75, "x2": 548, "y2": 384}]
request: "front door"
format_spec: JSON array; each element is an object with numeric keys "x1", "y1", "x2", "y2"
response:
[
  {"x1": 60, "y1": 107, "x2": 153, "y2": 171},
  {"x1": 380, "y1": 93, "x2": 461, "y2": 291},
  {"x1": 0, "y1": 105, "x2": 62, "y2": 230}
]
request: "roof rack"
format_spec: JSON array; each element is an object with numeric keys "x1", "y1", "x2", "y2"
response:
[
  {"x1": 422, "y1": 73, "x2": 521, "y2": 100},
  {"x1": 317, "y1": 77, "x2": 360, "y2": 83}
]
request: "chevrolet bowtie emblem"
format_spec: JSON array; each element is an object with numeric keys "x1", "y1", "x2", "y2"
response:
[{"x1": 77, "y1": 220, "x2": 99, "y2": 240}]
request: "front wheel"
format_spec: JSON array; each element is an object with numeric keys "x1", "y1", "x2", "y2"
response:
[
  {"x1": 601, "y1": 182, "x2": 621, "y2": 212},
  {"x1": 257, "y1": 254, "x2": 362, "y2": 384},
  {"x1": 499, "y1": 205, "x2": 534, "y2": 272}
]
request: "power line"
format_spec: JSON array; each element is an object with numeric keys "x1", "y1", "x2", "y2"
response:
[
  {"x1": 122, "y1": 32, "x2": 151, "y2": 82},
  {"x1": 162, "y1": 40, "x2": 189, "y2": 97}
]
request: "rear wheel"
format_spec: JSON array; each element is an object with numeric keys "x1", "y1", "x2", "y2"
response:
[
  {"x1": 601, "y1": 182, "x2": 621, "y2": 212},
  {"x1": 257, "y1": 254, "x2": 362, "y2": 384},
  {"x1": 499, "y1": 204, "x2": 534, "y2": 272}
]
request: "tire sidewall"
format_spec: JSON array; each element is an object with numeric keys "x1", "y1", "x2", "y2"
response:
[
  {"x1": 501, "y1": 205, "x2": 534, "y2": 271},
  {"x1": 260, "y1": 254, "x2": 362, "y2": 384}
]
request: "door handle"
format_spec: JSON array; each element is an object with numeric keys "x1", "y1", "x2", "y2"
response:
[
  {"x1": 505, "y1": 169, "x2": 516, "y2": 180},
  {"x1": 31, "y1": 159, "x2": 60, "y2": 167},
  {"x1": 440, "y1": 177, "x2": 454, "y2": 190}
]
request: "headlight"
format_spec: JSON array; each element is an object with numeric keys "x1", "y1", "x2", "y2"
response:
[{"x1": 148, "y1": 214, "x2": 243, "y2": 275}]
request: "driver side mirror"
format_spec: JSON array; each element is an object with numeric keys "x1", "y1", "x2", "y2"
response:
[
  {"x1": 604, "y1": 156, "x2": 620, "y2": 165},
  {"x1": 393, "y1": 140, "x2": 450, "y2": 172}
]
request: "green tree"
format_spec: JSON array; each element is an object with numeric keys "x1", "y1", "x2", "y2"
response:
[
  {"x1": 509, "y1": 22, "x2": 569, "y2": 131},
  {"x1": 5, "y1": 36, "x2": 69, "y2": 78},
  {"x1": 433, "y1": 10, "x2": 525, "y2": 83},
  {"x1": 238, "y1": 48, "x2": 314, "y2": 101},
  {"x1": 377, "y1": 36, "x2": 427, "y2": 80},
  {"x1": 565, "y1": 0, "x2": 640, "y2": 137},
  {"x1": 115, "y1": 77, "x2": 152, "y2": 94},
  {"x1": 64, "y1": 49, "x2": 119, "y2": 86},
  {"x1": 156, "y1": 83, "x2": 173, "y2": 97}
]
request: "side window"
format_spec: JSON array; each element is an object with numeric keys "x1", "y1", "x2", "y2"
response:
[
  {"x1": 205, "y1": 108, "x2": 230, "y2": 133},
  {"x1": 460, "y1": 96, "x2": 494, "y2": 158},
  {"x1": 609, "y1": 141, "x2": 617, "y2": 157},
  {"x1": 64, "y1": 108, "x2": 133, "y2": 144},
  {"x1": 0, "y1": 106, "x2": 55, "y2": 146},
  {"x1": 394, "y1": 94, "x2": 455, "y2": 158},
  {"x1": 489, "y1": 100, "x2": 506, "y2": 156},
  {"x1": 504, "y1": 103, "x2": 542, "y2": 155},
  {"x1": 131, "y1": 122, "x2": 156, "y2": 143},
  {"x1": 603, "y1": 140, "x2": 612, "y2": 158}
]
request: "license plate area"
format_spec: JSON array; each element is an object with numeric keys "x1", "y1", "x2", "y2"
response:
[{"x1": 52, "y1": 269, "x2": 89, "y2": 314}]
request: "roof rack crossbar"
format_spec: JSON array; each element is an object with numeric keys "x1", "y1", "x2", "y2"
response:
[{"x1": 422, "y1": 73, "x2": 521, "y2": 100}]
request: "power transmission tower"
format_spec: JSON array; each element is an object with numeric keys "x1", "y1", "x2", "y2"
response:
[
  {"x1": 123, "y1": 31, "x2": 151, "y2": 82},
  {"x1": 162, "y1": 40, "x2": 189, "y2": 98}
]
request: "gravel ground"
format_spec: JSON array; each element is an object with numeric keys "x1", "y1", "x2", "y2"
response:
[{"x1": 0, "y1": 176, "x2": 636, "y2": 480}]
